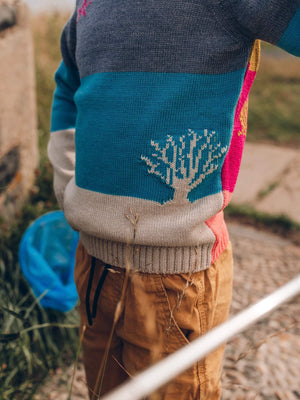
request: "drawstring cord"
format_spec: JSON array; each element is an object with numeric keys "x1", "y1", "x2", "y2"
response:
[{"x1": 86, "y1": 257, "x2": 109, "y2": 326}]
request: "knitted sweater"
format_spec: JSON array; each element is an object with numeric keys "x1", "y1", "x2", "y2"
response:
[{"x1": 48, "y1": 0, "x2": 300, "y2": 274}]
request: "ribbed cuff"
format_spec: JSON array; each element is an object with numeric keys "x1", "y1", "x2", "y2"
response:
[{"x1": 80, "y1": 232, "x2": 215, "y2": 274}]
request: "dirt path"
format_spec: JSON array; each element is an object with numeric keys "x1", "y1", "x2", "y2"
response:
[{"x1": 34, "y1": 223, "x2": 300, "y2": 399}]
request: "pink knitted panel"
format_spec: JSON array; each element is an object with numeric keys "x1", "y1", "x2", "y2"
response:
[
  {"x1": 206, "y1": 210, "x2": 229, "y2": 264},
  {"x1": 221, "y1": 67, "x2": 257, "y2": 204}
]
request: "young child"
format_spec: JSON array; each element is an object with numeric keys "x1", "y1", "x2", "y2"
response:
[{"x1": 48, "y1": 1, "x2": 300, "y2": 399}]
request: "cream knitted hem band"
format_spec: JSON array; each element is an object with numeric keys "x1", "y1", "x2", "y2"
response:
[{"x1": 80, "y1": 232, "x2": 214, "y2": 274}]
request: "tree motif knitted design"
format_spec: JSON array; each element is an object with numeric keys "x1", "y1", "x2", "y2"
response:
[{"x1": 141, "y1": 130, "x2": 227, "y2": 204}]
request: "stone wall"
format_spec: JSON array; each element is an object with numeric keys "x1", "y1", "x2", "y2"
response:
[{"x1": 0, "y1": 0, "x2": 38, "y2": 219}]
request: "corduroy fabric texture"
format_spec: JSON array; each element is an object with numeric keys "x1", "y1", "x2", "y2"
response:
[{"x1": 74, "y1": 240, "x2": 233, "y2": 400}]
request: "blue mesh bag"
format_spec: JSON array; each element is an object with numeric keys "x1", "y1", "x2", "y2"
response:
[{"x1": 19, "y1": 211, "x2": 79, "y2": 312}]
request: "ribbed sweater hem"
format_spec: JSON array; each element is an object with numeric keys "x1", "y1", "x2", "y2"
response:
[{"x1": 79, "y1": 233, "x2": 218, "y2": 274}]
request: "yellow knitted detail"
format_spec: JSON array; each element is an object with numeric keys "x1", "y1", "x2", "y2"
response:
[
  {"x1": 238, "y1": 100, "x2": 248, "y2": 136},
  {"x1": 249, "y1": 40, "x2": 261, "y2": 72}
]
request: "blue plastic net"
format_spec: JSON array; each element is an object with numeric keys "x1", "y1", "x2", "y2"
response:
[{"x1": 19, "y1": 211, "x2": 79, "y2": 312}]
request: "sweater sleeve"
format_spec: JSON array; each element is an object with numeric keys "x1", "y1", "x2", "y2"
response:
[
  {"x1": 227, "y1": 0, "x2": 300, "y2": 57},
  {"x1": 48, "y1": 10, "x2": 80, "y2": 208}
]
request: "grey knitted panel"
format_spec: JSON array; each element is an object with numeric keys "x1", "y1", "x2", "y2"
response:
[
  {"x1": 74, "y1": 0, "x2": 252, "y2": 77},
  {"x1": 60, "y1": 11, "x2": 78, "y2": 70},
  {"x1": 225, "y1": 0, "x2": 300, "y2": 44}
]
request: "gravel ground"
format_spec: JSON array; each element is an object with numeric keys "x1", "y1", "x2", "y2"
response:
[
  {"x1": 223, "y1": 224, "x2": 300, "y2": 400},
  {"x1": 34, "y1": 223, "x2": 300, "y2": 400}
]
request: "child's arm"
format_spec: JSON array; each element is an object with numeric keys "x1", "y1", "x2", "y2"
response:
[
  {"x1": 226, "y1": 0, "x2": 300, "y2": 56},
  {"x1": 48, "y1": 11, "x2": 80, "y2": 208}
]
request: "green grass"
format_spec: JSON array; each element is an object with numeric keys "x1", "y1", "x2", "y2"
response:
[
  {"x1": 247, "y1": 45, "x2": 300, "y2": 148},
  {"x1": 0, "y1": 161, "x2": 80, "y2": 400},
  {"x1": 32, "y1": 13, "x2": 68, "y2": 159},
  {"x1": 257, "y1": 181, "x2": 279, "y2": 200},
  {"x1": 0, "y1": 183, "x2": 80, "y2": 399},
  {"x1": 225, "y1": 204, "x2": 300, "y2": 245}
]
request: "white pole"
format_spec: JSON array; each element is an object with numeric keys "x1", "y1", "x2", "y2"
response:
[{"x1": 101, "y1": 274, "x2": 300, "y2": 400}]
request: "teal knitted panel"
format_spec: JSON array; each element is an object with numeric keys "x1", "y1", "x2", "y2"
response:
[
  {"x1": 51, "y1": 62, "x2": 80, "y2": 132},
  {"x1": 277, "y1": 5, "x2": 300, "y2": 56},
  {"x1": 74, "y1": 70, "x2": 245, "y2": 204}
]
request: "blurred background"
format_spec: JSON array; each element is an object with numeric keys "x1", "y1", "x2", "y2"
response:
[
  {"x1": 0, "y1": 1, "x2": 299, "y2": 399},
  {"x1": 23, "y1": 0, "x2": 74, "y2": 14}
]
